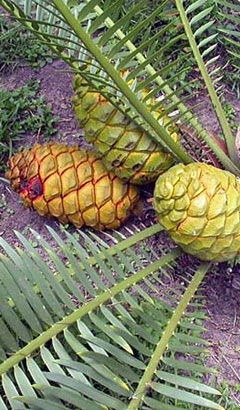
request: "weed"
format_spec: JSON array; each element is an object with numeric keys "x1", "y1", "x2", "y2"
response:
[
  {"x1": 224, "y1": 66, "x2": 240, "y2": 99},
  {"x1": 222, "y1": 99, "x2": 238, "y2": 132},
  {"x1": 0, "y1": 193, "x2": 15, "y2": 216},
  {"x1": 0, "y1": 14, "x2": 53, "y2": 72},
  {"x1": 0, "y1": 80, "x2": 59, "y2": 170},
  {"x1": 218, "y1": 381, "x2": 240, "y2": 410},
  {"x1": 219, "y1": 22, "x2": 240, "y2": 97},
  {"x1": 59, "y1": 224, "x2": 82, "y2": 257},
  {"x1": 21, "y1": 225, "x2": 39, "y2": 247},
  {"x1": 234, "y1": 383, "x2": 240, "y2": 393},
  {"x1": 217, "y1": 98, "x2": 238, "y2": 143},
  {"x1": 0, "y1": 194, "x2": 7, "y2": 209}
]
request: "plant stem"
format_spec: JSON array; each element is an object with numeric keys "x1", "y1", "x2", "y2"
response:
[
  {"x1": 127, "y1": 262, "x2": 210, "y2": 410},
  {"x1": 176, "y1": 0, "x2": 240, "y2": 168},
  {"x1": 93, "y1": 4, "x2": 209, "y2": 151},
  {"x1": 92, "y1": 3, "x2": 240, "y2": 176},
  {"x1": 52, "y1": 0, "x2": 192, "y2": 164},
  {"x1": 9, "y1": 224, "x2": 163, "y2": 308},
  {"x1": 0, "y1": 248, "x2": 181, "y2": 375},
  {"x1": 2, "y1": 0, "x2": 240, "y2": 173}
]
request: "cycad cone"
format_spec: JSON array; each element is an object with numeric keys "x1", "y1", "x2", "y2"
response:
[
  {"x1": 154, "y1": 162, "x2": 240, "y2": 262},
  {"x1": 73, "y1": 73, "x2": 178, "y2": 185},
  {"x1": 6, "y1": 143, "x2": 140, "y2": 230}
]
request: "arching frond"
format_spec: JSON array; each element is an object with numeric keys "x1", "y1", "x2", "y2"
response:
[
  {"x1": 175, "y1": 0, "x2": 238, "y2": 166},
  {"x1": 216, "y1": 0, "x2": 240, "y2": 97},
  {"x1": 1, "y1": 0, "x2": 240, "y2": 175},
  {"x1": 0, "y1": 225, "x2": 223, "y2": 409}
]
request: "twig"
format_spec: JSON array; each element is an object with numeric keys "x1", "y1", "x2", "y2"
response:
[
  {"x1": 221, "y1": 354, "x2": 240, "y2": 384},
  {"x1": 0, "y1": 177, "x2": 10, "y2": 184}
]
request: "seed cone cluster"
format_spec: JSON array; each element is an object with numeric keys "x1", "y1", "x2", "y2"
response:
[
  {"x1": 154, "y1": 162, "x2": 240, "y2": 262},
  {"x1": 6, "y1": 143, "x2": 140, "y2": 230},
  {"x1": 73, "y1": 74, "x2": 178, "y2": 185},
  {"x1": 6, "y1": 66, "x2": 240, "y2": 262}
]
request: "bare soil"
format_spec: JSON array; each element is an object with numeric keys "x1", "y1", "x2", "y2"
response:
[{"x1": 1, "y1": 60, "x2": 240, "y2": 405}]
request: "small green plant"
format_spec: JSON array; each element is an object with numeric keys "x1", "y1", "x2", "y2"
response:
[
  {"x1": 0, "y1": 193, "x2": 8, "y2": 210},
  {"x1": 222, "y1": 99, "x2": 238, "y2": 133},
  {"x1": 0, "y1": 193, "x2": 14, "y2": 215},
  {"x1": 0, "y1": 79, "x2": 59, "y2": 170},
  {"x1": 224, "y1": 66, "x2": 240, "y2": 99},
  {"x1": 218, "y1": 381, "x2": 240, "y2": 410},
  {"x1": 21, "y1": 225, "x2": 39, "y2": 248},
  {"x1": 217, "y1": 98, "x2": 238, "y2": 143},
  {"x1": 219, "y1": 22, "x2": 240, "y2": 98},
  {"x1": 0, "y1": 14, "x2": 53, "y2": 72}
]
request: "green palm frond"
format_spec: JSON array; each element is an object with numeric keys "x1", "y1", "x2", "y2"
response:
[
  {"x1": 216, "y1": 0, "x2": 240, "y2": 95},
  {"x1": 1, "y1": 0, "x2": 240, "y2": 175},
  {"x1": 0, "y1": 225, "x2": 223, "y2": 409},
  {"x1": 217, "y1": 0, "x2": 240, "y2": 57},
  {"x1": 175, "y1": 0, "x2": 238, "y2": 166},
  {"x1": 0, "y1": 0, "x2": 193, "y2": 165}
]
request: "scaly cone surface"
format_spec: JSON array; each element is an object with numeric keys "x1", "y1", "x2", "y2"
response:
[
  {"x1": 6, "y1": 143, "x2": 140, "y2": 230},
  {"x1": 73, "y1": 73, "x2": 178, "y2": 185},
  {"x1": 154, "y1": 162, "x2": 240, "y2": 262}
]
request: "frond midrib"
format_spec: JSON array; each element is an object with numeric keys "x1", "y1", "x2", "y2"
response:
[
  {"x1": 0, "y1": 248, "x2": 181, "y2": 375},
  {"x1": 5, "y1": 224, "x2": 163, "y2": 309},
  {"x1": 127, "y1": 261, "x2": 210, "y2": 409}
]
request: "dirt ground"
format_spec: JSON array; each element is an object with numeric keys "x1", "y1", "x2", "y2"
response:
[{"x1": 1, "y1": 59, "x2": 240, "y2": 405}]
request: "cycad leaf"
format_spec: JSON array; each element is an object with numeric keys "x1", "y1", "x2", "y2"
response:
[
  {"x1": 150, "y1": 383, "x2": 223, "y2": 409},
  {"x1": 0, "y1": 225, "x2": 223, "y2": 409},
  {"x1": 2, "y1": 0, "x2": 240, "y2": 174},
  {"x1": 216, "y1": 0, "x2": 240, "y2": 98},
  {"x1": 0, "y1": 0, "x2": 190, "y2": 164},
  {"x1": 156, "y1": 370, "x2": 221, "y2": 395},
  {"x1": 175, "y1": 0, "x2": 238, "y2": 168}
]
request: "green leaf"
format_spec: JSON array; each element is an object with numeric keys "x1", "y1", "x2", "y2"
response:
[
  {"x1": 152, "y1": 383, "x2": 224, "y2": 409},
  {"x1": 0, "y1": 224, "x2": 221, "y2": 409},
  {"x1": 55, "y1": 360, "x2": 131, "y2": 395},
  {"x1": 44, "y1": 373, "x2": 126, "y2": 409},
  {"x1": 190, "y1": 6, "x2": 214, "y2": 26},
  {"x1": 162, "y1": 357, "x2": 217, "y2": 374},
  {"x1": 156, "y1": 370, "x2": 221, "y2": 395},
  {"x1": 175, "y1": 0, "x2": 239, "y2": 168}
]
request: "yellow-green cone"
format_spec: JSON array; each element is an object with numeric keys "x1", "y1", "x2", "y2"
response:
[
  {"x1": 154, "y1": 162, "x2": 240, "y2": 262},
  {"x1": 73, "y1": 74, "x2": 178, "y2": 185}
]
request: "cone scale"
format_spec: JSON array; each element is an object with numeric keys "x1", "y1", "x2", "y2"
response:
[{"x1": 6, "y1": 143, "x2": 140, "y2": 230}]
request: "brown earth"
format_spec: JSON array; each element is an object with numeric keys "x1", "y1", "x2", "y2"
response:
[{"x1": 0, "y1": 59, "x2": 240, "y2": 406}]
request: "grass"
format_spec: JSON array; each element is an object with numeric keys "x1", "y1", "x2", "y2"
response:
[
  {"x1": 218, "y1": 381, "x2": 240, "y2": 410},
  {"x1": 0, "y1": 80, "x2": 59, "y2": 171},
  {"x1": 0, "y1": 193, "x2": 14, "y2": 218}
]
